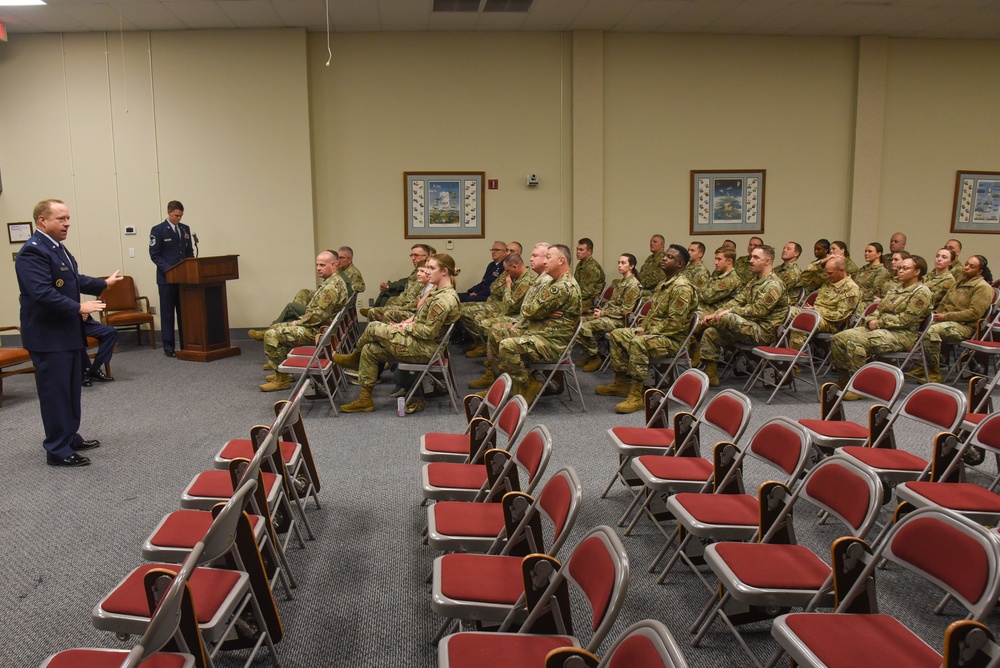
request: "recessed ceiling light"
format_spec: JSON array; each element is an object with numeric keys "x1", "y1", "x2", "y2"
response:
[{"x1": 0, "y1": 0, "x2": 46, "y2": 5}]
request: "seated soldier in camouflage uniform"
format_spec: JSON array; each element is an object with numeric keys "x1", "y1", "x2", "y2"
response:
[
  {"x1": 689, "y1": 246, "x2": 742, "y2": 366},
  {"x1": 774, "y1": 241, "x2": 803, "y2": 294},
  {"x1": 699, "y1": 245, "x2": 789, "y2": 387},
  {"x1": 788, "y1": 256, "x2": 860, "y2": 350},
  {"x1": 577, "y1": 253, "x2": 641, "y2": 372},
  {"x1": 800, "y1": 238, "x2": 830, "y2": 293},
  {"x1": 856, "y1": 242, "x2": 891, "y2": 307},
  {"x1": 469, "y1": 245, "x2": 548, "y2": 390},
  {"x1": 637, "y1": 234, "x2": 666, "y2": 300},
  {"x1": 574, "y1": 237, "x2": 606, "y2": 313},
  {"x1": 683, "y1": 241, "x2": 711, "y2": 297},
  {"x1": 368, "y1": 243, "x2": 430, "y2": 311},
  {"x1": 831, "y1": 241, "x2": 859, "y2": 279},
  {"x1": 249, "y1": 250, "x2": 347, "y2": 340},
  {"x1": 459, "y1": 259, "x2": 510, "y2": 358},
  {"x1": 337, "y1": 246, "x2": 365, "y2": 295},
  {"x1": 334, "y1": 254, "x2": 461, "y2": 413},
  {"x1": 909, "y1": 254, "x2": 993, "y2": 384},
  {"x1": 924, "y1": 247, "x2": 958, "y2": 308},
  {"x1": 259, "y1": 250, "x2": 349, "y2": 391},
  {"x1": 597, "y1": 245, "x2": 697, "y2": 414},
  {"x1": 831, "y1": 255, "x2": 933, "y2": 400},
  {"x1": 463, "y1": 253, "x2": 534, "y2": 360},
  {"x1": 734, "y1": 236, "x2": 763, "y2": 282},
  {"x1": 496, "y1": 244, "x2": 582, "y2": 404},
  {"x1": 946, "y1": 239, "x2": 964, "y2": 282}
]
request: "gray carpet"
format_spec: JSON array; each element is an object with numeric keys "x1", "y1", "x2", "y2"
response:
[{"x1": 2, "y1": 334, "x2": 998, "y2": 667}]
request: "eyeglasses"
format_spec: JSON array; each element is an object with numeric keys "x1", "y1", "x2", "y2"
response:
[
  {"x1": 410, "y1": 253, "x2": 427, "y2": 258},
  {"x1": 490, "y1": 248, "x2": 506, "y2": 253}
]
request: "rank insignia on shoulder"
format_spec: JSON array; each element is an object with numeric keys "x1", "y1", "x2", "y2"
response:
[{"x1": 55, "y1": 279, "x2": 64, "y2": 288}]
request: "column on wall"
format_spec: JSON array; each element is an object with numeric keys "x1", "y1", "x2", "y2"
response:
[
  {"x1": 572, "y1": 31, "x2": 605, "y2": 258},
  {"x1": 848, "y1": 35, "x2": 889, "y2": 253}
]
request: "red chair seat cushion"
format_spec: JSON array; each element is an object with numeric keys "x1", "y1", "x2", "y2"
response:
[
  {"x1": 102, "y1": 564, "x2": 242, "y2": 624},
  {"x1": 187, "y1": 470, "x2": 278, "y2": 499},
  {"x1": 219, "y1": 439, "x2": 297, "y2": 463},
  {"x1": 755, "y1": 346, "x2": 797, "y2": 357},
  {"x1": 433, "y1": 502, "x2": 504, "y2": 538},
  {"x1": 782, "y1": 613, "x2": 941, "y2": 667},
  {"x1": 611, "y1": 427, "x2": 675, "y2": 449},
  {"x1": 441, "y1": 632, "x2": 574, "y2": 667},
  {"x1": 840, "y1": 446, "x2": 927, "y2": 472},
  {"x1": 798, "y1": 419, "x2": 869, "y2": 439},
  {"x1": 673, "y1": 493, "x2": 758, "y2": 526},
  {"x1": 149, "y1": 510, "x2": 260, "y2": 548},
  {"x1": 439, "y1": 554, "x2": 523, "y2": 604},
  {"x1": 423, "y1": 433, "x2": 470, "y2": 454},
  {"x1": 427, "y1": 463, "x2": 487, "y2": 490},
  {"x1": 966, "y1": 412, "x2": 987, "y2": 426},
  {"x1": 635, "y1": 456, "x2": 713, "y2": 483},
  {"x1": 280, "y1": 357, "x2": 330, "y2": 370},
  {"x1": 45, "y1": 650, "x2": 190, "y2": 668},
  {"x1": 901, "y1": 482, "x2": 1000, "y2": 512},
  {"x1": 712, "y1": 543, "x2": 830, "y2": 589},
  {"x1": 288, "y1": 346, "x2": 317, "y2": 356}
]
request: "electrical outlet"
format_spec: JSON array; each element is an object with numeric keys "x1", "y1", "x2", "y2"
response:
[
  {"x1": 150, "y1": 306, "x2": 156, "y2": 315},
  {"x1": 446, "y1": 240, "x2": 454, "y2": 250},
  {"x1": 128, "y1": 247, "x2": 135, "y2": 258}
]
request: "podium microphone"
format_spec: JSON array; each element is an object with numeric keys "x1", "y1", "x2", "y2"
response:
[{"x1": 192, "y1": 233, "x2": 200, "y2": 258}]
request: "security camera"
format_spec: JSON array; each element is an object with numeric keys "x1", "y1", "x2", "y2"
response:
[{"x1": 526, "y1": 173, "x2": 539, "y2": 187}]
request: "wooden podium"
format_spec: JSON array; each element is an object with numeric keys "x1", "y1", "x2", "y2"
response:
[{"x1": 165, "y1": 255, "x2": 241, "y2": 362}]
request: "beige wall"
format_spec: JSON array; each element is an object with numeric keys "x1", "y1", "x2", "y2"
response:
[
  {"x1": 307, "y1": 32, "x2": 572, "y2": 301},
  {"x1": 0, "y1": 29, "x2": 314, "y2": 328},
  {"x1": 3, "y1": 29, "x2": 999, "y2": 333}
]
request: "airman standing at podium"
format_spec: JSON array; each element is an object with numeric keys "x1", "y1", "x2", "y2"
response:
[{"x1": 149, "y1": 200, "x2": 195, "y2": 357}]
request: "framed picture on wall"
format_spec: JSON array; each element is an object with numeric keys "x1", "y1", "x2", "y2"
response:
[
  {"x1": 690, "y1": 170, "x2": 765, "y2": 235},
  {"x1": 951, "y1": 171, "x2": 1000, "y2": 234},
  {"x1": 405, "y1": 171, "x2": 485, "y2": 239},
  {"x1": 7, "y1": 221, "x2": 33, "y2": 244}
]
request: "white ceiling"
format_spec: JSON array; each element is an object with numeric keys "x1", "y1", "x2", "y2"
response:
[{"x1": 1, "y1": 0, "x2": 998, "y2": 40}]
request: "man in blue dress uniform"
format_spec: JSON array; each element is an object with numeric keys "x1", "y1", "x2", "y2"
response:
[
  {"x1": 15, "y1": 199, "x2": 122, "y2": 467},
  {"x1": 148, "y1": 200, "x2": 194, "y2": 357}
]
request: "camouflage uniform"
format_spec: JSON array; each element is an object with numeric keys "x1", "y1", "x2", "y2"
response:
[
  {"x1": 700, "y1": 271, "x2": 789, "y2": 363},
  {"x1": 478, "y1": 271, "x2": 537, "y2": 337},
  {"x1": 951, "y1": 262, "x2": 963, "y2": 282},
  {"x1": 683, "y1": 261, "x2": 711, "y2": 298},
  {"x1": 608, "y1": 273, "x2": 697, "y2": 380},
  {"x1": 460, "y1": 271, "x2": 508, "y2": 340},
  {"x1": 369, "y1": 270, "x2": 422, "y2": 321},
  {"x1": 371, "y1": 286, "x2": 433, "y2": 325},
  {"x1": 734, "y1": 255, "x2": 753, "y2": 282},
  {"x1": 800, "y1": 259, "x2": 825, "y2": 293},
  {"x1": 355, "y1": 286, "x2": 460, "y2": 389},
  {"x1": 924, "y1": 275, "x2": 993, "y2": 369},
  {"x1": 579, "y1": 274, "x2": 641, "y2": 356},
  {"x1": 341, "y1": 263, "x2": 366, "y2": 294},
  {"x1": 637, "y1": 251, "x2": 666, "y2": 299},
  {"x1": 774, "y1": 262, "x2": 803, "y2": 293},
  {"x1": 844, "y1": 257, "x2": 860, "y2": 279},
  {"x1": 855, "y1": 263, "x2": 890, "y2": 305},
  {"x1": 830, "y1": 281, "x2": 933, "y2": 377},
  {"x1": 924, "y1": 271, "x2": 957, "y2": 308},
  {"x1": 698, "y1": 268, "x2": 742, "y2": 315},
  {"x1": 788, "y1": 276, "x2": 860, "y2": 349},
  {"x1": 574, "y1": 256, "x2": 606, "y2": 312},
  {"x1": 264, "y1": 272, "x2": 348, "y2": 370},
  {"x1": 497, "y1": 273, "x2": 582, "y2": 387}
]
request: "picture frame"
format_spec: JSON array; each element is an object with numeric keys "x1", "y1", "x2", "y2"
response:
[
  {"x1": 690, "y1": 170, "x2": 765, "y2": 235},
  {"x1": 951, "y1": 171, "x2": 1000, "y2": 234},
  {"x1": 405, "y1": 171, "x2": 485, "y2": 239},
  {"x1": 7, "y1": 221, "x2": 32, "y2": 244}
]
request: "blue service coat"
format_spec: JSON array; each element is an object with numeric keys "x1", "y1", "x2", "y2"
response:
[{"x1": 149, "y1": 220, "x2": 194, "y2": 284}]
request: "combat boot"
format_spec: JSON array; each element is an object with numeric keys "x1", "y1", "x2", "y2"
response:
[
  {"x1": 259, "y1": 372, "x2": 292, "y2": 392},
  {"x1": 341, "y1": 387, "x2": 375, "y2": 413},
  {"x1": 265, "y1": 373, "x2": 277, "y2": 382},
  {"x1": 615, "y1": 382, "x2": 645, "y2": 414},
  {"x1": 906, "y1": 365, "x2": 926, "y2": 379},
  {"x1": 468, "y1": 369, "x2": 495, "y2": 390},
  {"x1": 689, "y1": 339, "x2": 701, "y2": 367},
  {"x1": 520, "y1": 377, "x2": 545, "y2": 405},
  {"x1": 596, "y1": 373, "x2": 630, "y2": 397},
  {"x1": 581, "y1": 355, "x2": 603, "y2": 373},
  {"x1": 333, "y1": 349, "x2": 362, "y2": 370},
  {"x1": 704, "y1": 362, "x2": 720, "y2": 387},
  {"x1": 918, "y1": 363, "x2": 943, "y2": 385},
  {"x1": 248, "y1": 329, "x2": 266, "y2": 342},
  {"x1": 359, "y1": 307, "x2": 370, "y2": 318},
  {"x1": 464, "y1": 344, "x2": 488, "y2": 359}
]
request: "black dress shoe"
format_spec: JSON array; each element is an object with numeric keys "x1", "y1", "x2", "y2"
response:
[
  {"x1": 89, "y1": 368, "x2": 114, "y2": 382},
  {"x1": 82, "y1": 375, "x2": 92, "y2": 387},
  {"x1": 47, "y1": 453, "x2": 91, "y2": 467},
  {"x1": 74, "y1": 439, "x2": 101, "y2": 451},
  {"x1": 164, "y1": 349, "x2": 176, "y2": 357}
]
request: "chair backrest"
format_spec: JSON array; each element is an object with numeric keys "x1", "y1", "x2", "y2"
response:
[
  {"x1": 630, "y1": 300, "x2": 652, "y2": 327},
  {"x1": 600, "y1": 619, "x2": 689, "y2": 668},
  {"x1": 803, "y1": 290, "x2": 818, "y2": 307},
  {"x1": 484, "y1": 373, "x2": 513, "y2": 417},
  {"x1": 788, "y1": 309, "x2": 821, "y2": 340},
  {"x1": 969, "y1": 411, "x2": 1000, "y2": 458},
  {"x1": 503, "y1": 466, "x2": 583, "y2": 559},
  {"x1": 200, "y1": 478, "x2": 258, "y2": 563},
  {"x1": 516, "y1": 526, "x2": 630, "y2": 652},
  {"x1": 862, "y1": 301, "x2": 880, "y2": 318},
  {"x1": 510, "y1": 425, "x2": 553, "y2": 495},
  {"x1": 700, "y1": 389, "x2": 753, "y2": 443},
  {"x1": 123, "y1": 554, "x2": 201, "y2": 666},
  {"x1": 792, "y1": 455, "x2": 883, "y2": 538},
  {"x1": 744, "y1": 417, "x2": 812, "y2": 482},
  {"x1": 469, "y1": 394, "x2": 529, "y2": 465},
  {"x1": 647, "y1": 368, "x2": 709, "y2": 427},
  {"x1": 844, "y1": 361, "x2": 905, "y2": 406},
  {"x1": 100, "y1": 275, "x2": 140, "y2": 311},
  {"x1": 842, "y1": 508, "x2": 1000, "y2": 622},
  {"x1": 874, "y1": 383, "x2": 967, "y2": 447},
  {"x1": 596, "y1": 284, "x2": 615, "y2": 307}
]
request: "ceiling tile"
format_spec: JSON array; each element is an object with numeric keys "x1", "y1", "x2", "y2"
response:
[
  {"x1": 662, "y1": 0, "x2": 741, "y2": 30},
  {"x1": 611, "y1": 1, "x2": 689, "y2": 31},
  {"x1": 162, "y1": 1, "x2": 236, "y2": 29},
  {"x1": 520, "y1": 0, "x2": 585, "y2": 30}
]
